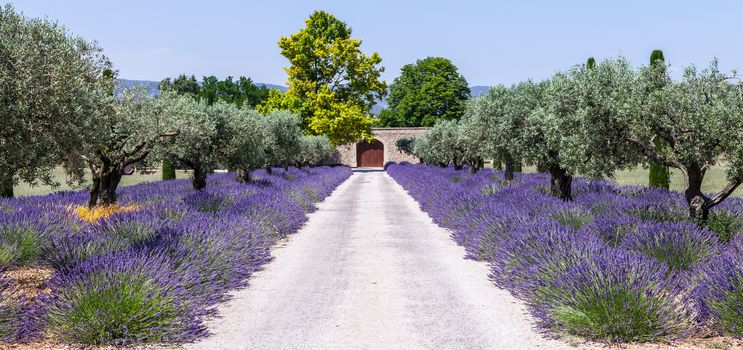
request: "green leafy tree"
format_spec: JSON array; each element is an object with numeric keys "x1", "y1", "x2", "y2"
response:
[
  {"x1": 258, "y1": 10, "x2": 386, "y2": 145},
  {"x1": 161, "y1": 159, "x2": 176, "y2": 180},
  {"x1": 463, "y1": 82, "x2": 540, "y2": 180},
  {"x1": 0, "y1": 4, "x2": 112, "y2": 197},
  {"x1": 587, "y1": 57, "x2": 596, "y2": 69},
  {"x1": 379, "y1": 57, "x2": 471, "y2": 127},
  {"x1": 647, "y1": 50, "x2": 671, "y2": 189},
  {"x1": 158, "y1": 74, "x2": 201, "y2": 97}
]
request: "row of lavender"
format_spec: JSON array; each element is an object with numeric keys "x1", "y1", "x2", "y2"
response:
[
  {"x1": 0, "y1": 166, "x2": 351, "y2": 344},
  {"x1": 386, "y1": 162, "x2": 742, "y2": 342}
]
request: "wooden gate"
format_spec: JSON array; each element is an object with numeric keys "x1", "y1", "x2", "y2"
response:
[{"x1": 356, "y1": 140, "x2": 384, "y2": 167}]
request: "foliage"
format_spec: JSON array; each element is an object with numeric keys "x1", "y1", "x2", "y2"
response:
[
  {"x1": 67, "y1": 89, "x2": 195, "y2": 207},
  {"x1": 621, "y1": 59, "x2": 743, "y2": 220},
  {"x1": 395, "y1": 138, "x2": 416, "y2": 157},
  {"x1": 162, "y1": 159, "x2": 176, "y2": 180},
  {"x1": 159, "y1": 74, "x2": 270, "y2": 108},
  {"x1": 219, "y1": 108, "x2": 267, "y2": 182},
  {"x1": 648, "y1": 49, "x2": 671, "y2": 189},
  {"x1": 158, "y1": 100, "x2": 232, "y2": 189},
  {"x1": 258, "y1": 10, "x2": 385, "y2": 145},
  {"x1": 412, "y1": 120, "x2": 481, "y2": 171},
  {"x1": 0, "y1": 4, "x2": 112, "y2": 197},
  {"x1": 296, "y1": 135, "x2": 335, "y2": 167},
  {"x1": 260, "y1": 110, "x2": 303, "y2": 170},
  {"x1": 379, "y1": 57, "x2": 470, "y2": 127}
]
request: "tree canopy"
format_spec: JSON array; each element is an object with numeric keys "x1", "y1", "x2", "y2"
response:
[
  {"x1": 159, "y1": 74, "x2": 270, "y2": 108},
  {"x1": 379, "y1": 57, "x2": 470, "y2": 127},
  {"x1": 258, "y1": 10, "x2": 386, "y2": 145},
  {"x1": 0, "y1": 4, "x2": 112, "y2": 197}
]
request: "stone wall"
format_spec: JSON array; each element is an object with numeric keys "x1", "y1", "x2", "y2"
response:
[{"x1": 332, "y1": 127, "x2": 429, "y2": 167}]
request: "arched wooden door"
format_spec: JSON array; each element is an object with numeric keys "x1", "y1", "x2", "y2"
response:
[{"x1": 356, "y1": 140, "x2": 384, "y2": 167}]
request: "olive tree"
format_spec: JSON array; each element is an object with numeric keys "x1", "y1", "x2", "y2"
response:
[
  {"x1": 413, "y1": 120, "x2": 481, "y2": 171},
  {"x1": 520, "y1": 58, "x2": 638, "y2": 200},
  {"x1": 464, "y1": 82, "x2": 541, "y2": 180},
  {"x1": 158, "y1": 100, "x2": 234, "y2": 190},
  {"x1": 222, "y1": 108, "x2": 267, "y2": 183},
  {"x1": 295, "y1": 135, "x2": 334, "y2": 167},
  {"x1": 261, "y1": 110, "x2": 303, "y2": 172},
  {"x1": 621, "y1": 59, "x2": 743, "y2": 221},
  {"x1": 0, "y1": 4, "x2": 112, "y2": 197},
  {"x1": 69, "y1": 90, "x2": 191, "y2": 207}
]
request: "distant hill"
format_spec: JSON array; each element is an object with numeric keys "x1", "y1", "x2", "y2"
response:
[
  {"x1": 470, "y1": 85, "x2": 490, "y2": 97},
  {"x1": 116, "y1": 79, "x2": 491, "y2": 115}
]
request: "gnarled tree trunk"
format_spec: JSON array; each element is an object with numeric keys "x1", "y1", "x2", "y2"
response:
[
  {"x1": 549, "y1": 165, "x2": 573, "y2": 201},
  {"x1": 236, "y1": 169, "x2": 251, "y2": 183},
  {"x1": 504, "y1": 153, "x2": 515, "y2": 181},
  {"x1": 191, "y1": 161, "x2": 207, "y2": 190},
  {"x1": 88, "y1": 166, "x2": 122, "y2": 208},
  {"x1": 0, "y1": 171, "x2": 14, "y2": 198}
]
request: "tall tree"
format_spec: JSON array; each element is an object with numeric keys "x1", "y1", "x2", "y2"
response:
[
  {"x1": 158, "y1": 74, "x2": 201, "y2": 97},
  {"x1": 380, "y1": 57, "x2": 470, "y2": 127},
  {"x1": 0, "y1": 4, "x2": 113, "y2": 197},
  {"x1": 258, "y1": 10, "x2": 386, "y2": 145},
  {"x1": 587, "y1": 57, "x2": 596, "y2": 69},
  {"x1": 647, "y1": 50, "x2": 671, "y2": 189}
]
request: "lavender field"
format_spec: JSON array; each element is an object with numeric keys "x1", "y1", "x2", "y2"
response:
[
  {"x1": 0, "y1": 166, "x2": 351, "y2": 345},
  {"x1": 386, "y1": 162, "x2": 743, "y2": 343}
]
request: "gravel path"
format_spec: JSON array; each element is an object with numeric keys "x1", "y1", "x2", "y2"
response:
[{"x1": 185, "y1": 170, "x2": 570, "y2": 350}]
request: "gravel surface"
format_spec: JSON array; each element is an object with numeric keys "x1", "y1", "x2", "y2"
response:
[{"x1": 185, "y1": 169, "x2": 571, "y2": 350}]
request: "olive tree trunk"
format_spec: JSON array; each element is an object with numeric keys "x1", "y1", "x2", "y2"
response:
[
  {"x1": 504, "y1": 153, "x2": 515, "y2": 181},
  {"x1": 191, "y1": 161, "x2": 207, "y2": 190},
  {"x1": 682, "y1": 163, "x2": 741, "y2": 223},
  {"x1": 549, "y1": 165, "x2": 573, "y2": 201},
  {"x1": 236, "y1": 169, "x2": 251, "y2": 183},
  {"x1": 88, "y1": 166, "x2": 122, "y2": 208},
  {"x1": 0, "y1": 171, "x2": 13, "y2": 198}
]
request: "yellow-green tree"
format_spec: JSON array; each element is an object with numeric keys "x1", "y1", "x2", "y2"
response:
[{"x1": 259, "y1": 10, "x2": 386, "y2": 145}]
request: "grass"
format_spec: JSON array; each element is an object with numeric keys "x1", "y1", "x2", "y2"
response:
[
  {"x1": 516, "y1": 165, "x2": 743, "y2": 197},
  {"x1": 13, "y1": 167, "x2": 190, "y2": 197}
]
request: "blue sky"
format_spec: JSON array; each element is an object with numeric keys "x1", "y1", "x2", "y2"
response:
[{"x1": 14, "y1": 0, "x2": 743, "y2": 86}]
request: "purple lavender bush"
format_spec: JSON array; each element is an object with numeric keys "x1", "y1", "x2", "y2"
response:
[
  {"x1": 694, "y1": 244, "x2": 743, "y2": 337},
  {"x1": 536, "y1": 250, "x2": 696, "y2": 342},
  {"x1": 45, "y1": 249, "x2": 205, "y2": 344},
  {"x1": 386, "y1": 162, "x2": 738, "y2": 342},
  {"x1": 620, "y1": 222, "x2": 721, "y2": 272}
]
